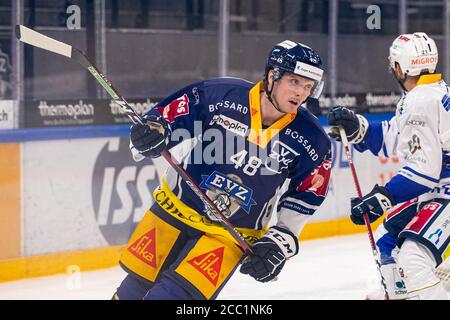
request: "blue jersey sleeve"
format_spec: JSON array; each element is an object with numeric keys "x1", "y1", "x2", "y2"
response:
[
  {"x1": 354, "y1": 121, "x2": 385, "y2": 155},
  {"x1": 385, "y1": 171, "x2": 433, "y2": 203},
  {"x1": 144, "y1": 82, "x2": 210, "y2": 150}
]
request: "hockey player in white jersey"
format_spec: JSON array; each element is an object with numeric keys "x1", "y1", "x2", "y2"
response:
[{"x1": 328, "y1": 32, "x2": 450, "y2": 299}]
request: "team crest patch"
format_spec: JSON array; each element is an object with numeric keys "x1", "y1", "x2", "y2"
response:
[
  {"x1": 199, "y1": 171, "x2": 257, "y2": 217},
  {"x1": 127, "y1": 228, "x2": 157, "y2": 268},
  {"x1": 187, "y1": 247, "x2": 225, "y2": 286},
  {"x1": 408, "y1": 134, "x2": 421, "y2": 154},
  {"x1": 297, "y1": 158, "x2": 331, "y2": 196}
]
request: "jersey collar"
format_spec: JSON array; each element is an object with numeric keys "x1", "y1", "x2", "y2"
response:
[
  {"x1": 416, "y1": 73, "x2": 442, "y2": 85},
  {"x1": 247, "y1": 81, "x2": 297, "y2": 148}
]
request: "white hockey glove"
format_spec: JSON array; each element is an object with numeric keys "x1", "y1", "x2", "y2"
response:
[
  {"x1": 240, "y1": 226, "x2": 299, "y2": 283},
  {"x1": 328, "y1": 106, "x2": 369, "y2": 144}
]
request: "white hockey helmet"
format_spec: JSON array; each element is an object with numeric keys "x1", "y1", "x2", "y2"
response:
[{"x1": 388, "y1": 32, "x2": 438, "y2": 77}]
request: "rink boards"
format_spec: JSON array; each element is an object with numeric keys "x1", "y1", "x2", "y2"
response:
[{"x1": 0, "y1": 116, "x2": 398, "y2": 281}]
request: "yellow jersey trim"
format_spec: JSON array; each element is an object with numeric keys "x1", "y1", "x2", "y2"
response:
[
  {"x1": 416, "y1": 73, "x2": 442, "y2": 85},
  {"x1": 153, "y1": 178, "x2": 266, "y2": 245},
  {"x1": 247, "y1": 81, "x2": 297, "y2": 149}
]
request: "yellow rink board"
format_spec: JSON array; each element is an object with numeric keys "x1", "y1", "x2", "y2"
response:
[
  {"x1": 0, "y1": 245, "x2": 125, "y2": 282},
  {"x1": 0, "y1": 144, "x2": 21, "y2": 260},
  {"x1": 0, "y1": 216, "x2": 384, "y2": 283}
]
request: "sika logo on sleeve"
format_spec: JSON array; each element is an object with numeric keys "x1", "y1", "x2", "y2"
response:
[
  {"x1": 127, "y1": 228, "x2": 157, "y2": 268},
  {"x1": 187, "y1": 247, "x2": 225, "y2": 286}
]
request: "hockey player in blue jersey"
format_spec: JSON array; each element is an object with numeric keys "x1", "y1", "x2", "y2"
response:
[
  {"x1": 328, "y1": 33, "x2": 450, "y2": 299},
  {"x1": 113, "y1": 40, "x2": 332, "y2": 300}
]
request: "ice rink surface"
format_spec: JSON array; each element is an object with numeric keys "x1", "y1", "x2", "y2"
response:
[{"x1": 0, "y1": 234, "x2": 387, "y2": 300}]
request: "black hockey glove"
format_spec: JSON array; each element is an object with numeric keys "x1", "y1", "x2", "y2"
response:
[
  {"x1": 327, "y1": 106, "x2": 369, "y2": 144},
  {"x1": 240, "y1": 226, "x2": 299, "y2": 283},
  {"x1": 130, "y1": 114, "x2": 172, "y2": 158},
  {"x1": 350, "y1": 184, "x2": 396, "y2": 225}
]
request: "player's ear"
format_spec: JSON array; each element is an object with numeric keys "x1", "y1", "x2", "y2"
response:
[
  {"x1": 267, "y1": 69, "x2": 274, "y2": 86},
  {"x1": 395, "y1": 62, "x2": 404, "y2": 78}
]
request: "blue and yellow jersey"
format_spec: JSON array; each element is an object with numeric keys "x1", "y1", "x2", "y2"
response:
[{"x1": 132, "y1": 77, "x2": 332, "y2": 237}]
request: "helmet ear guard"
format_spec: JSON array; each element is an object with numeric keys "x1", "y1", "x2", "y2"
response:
[{"x1": 272, "y1": 68, "x2": 282, "y2": 81}]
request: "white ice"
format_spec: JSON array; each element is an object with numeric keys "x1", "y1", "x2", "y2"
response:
[{"x1": 0, "y1": 234, "x2": 390, "y2": 300}]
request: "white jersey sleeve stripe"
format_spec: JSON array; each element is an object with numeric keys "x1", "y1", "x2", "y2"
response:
[
  {"x1": 403, "y1": 166, "x2": 440, "y2": 183},
  {"x1": 398, "y1": 166, "x2": 439, "y2": 189}
]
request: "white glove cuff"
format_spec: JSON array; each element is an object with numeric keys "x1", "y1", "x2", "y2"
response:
[
  {"x1": 352, "y1": 114, "x2": 369, "y2": 144},
  {"x1": 264, "y1": 226, "x2": 299, "y2": 259},
  {"x1": 129, "y1": 140, "x2": 145, "y2": 162}
]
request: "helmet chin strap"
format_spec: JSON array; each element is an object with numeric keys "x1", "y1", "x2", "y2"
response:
[{"x1": 266, "y1": 82, "x2": 284, "y2": 113}]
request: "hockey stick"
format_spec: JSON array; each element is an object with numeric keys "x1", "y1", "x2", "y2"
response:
[
  {"x1": 15, "y1": 24, "x2": 253, "y2": 255},
  {"x1": 338, "y1": 127, "x2": 389, "y2": 299}
]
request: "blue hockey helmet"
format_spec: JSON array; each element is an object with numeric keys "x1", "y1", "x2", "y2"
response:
[{"x1": 265, "y1": 40, "x2": 324, "y2": 99}]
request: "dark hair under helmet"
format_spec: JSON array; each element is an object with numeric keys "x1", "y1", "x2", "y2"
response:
[{"x1": 265, "y1": 40, "x2": 324, "y2": 99}]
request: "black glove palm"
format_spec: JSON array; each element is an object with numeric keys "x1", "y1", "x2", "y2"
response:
[
  {"x1": 240, "y1": 226, "x2": 298, "y2": 283},
  {"x1": 130, "y1": 115, "x2": 171, "y2": 158},
  {"x1": 240, "y1": 242, "x2": 286, "y2": 283},
  {"x1": 350, "y1": 184, "x2": 396, "y2": 225}
]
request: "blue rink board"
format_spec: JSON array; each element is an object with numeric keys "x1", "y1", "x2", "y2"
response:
[{"x1": 0, "y1": 114, "x2": 393, "y2": 143}]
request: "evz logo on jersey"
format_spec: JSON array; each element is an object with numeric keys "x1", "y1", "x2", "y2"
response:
[
  {"x1": 265, "y1": 141, "x2": 299, "y2": 173},
  {"x1": 200, "y1": 171, "x2": 257, "y2": 214},
  {"x1": 158, "y1": 94, "x2": 190, "y2": 123}
]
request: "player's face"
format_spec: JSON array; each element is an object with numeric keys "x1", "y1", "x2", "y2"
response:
[{"x1": 273, "y1": 73, "x2": 315, "y2": 113}]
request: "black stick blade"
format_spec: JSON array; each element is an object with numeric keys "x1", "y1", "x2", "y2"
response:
[{"x1": 15, "y1": 24, "x2": 21, "y2": 40}]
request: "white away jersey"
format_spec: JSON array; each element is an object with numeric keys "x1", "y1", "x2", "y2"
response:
[{"x1": 356, "y1": 74, "x2": 450, "y2": 203}]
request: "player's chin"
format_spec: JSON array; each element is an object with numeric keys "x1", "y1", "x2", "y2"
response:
[{"x1": 283, "y1": 101, "x2": 300, "y2": 113}]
